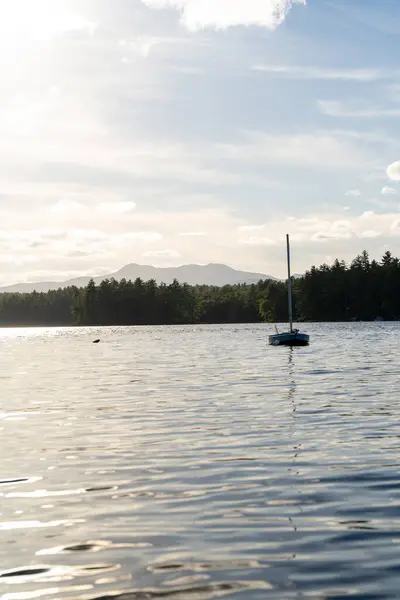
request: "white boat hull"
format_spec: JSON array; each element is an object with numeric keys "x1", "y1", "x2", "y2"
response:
[{"x1": 268, "y1": 331, "x2": 310, "y2": 346}]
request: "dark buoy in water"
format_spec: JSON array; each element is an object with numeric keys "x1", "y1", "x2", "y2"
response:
[{"x1": 93, "y1": 339, "x2": 100, "y2": 344}]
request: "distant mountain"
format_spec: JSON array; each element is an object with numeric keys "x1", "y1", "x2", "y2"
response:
[{"x1": 0, "y1": 263, "x2": 278, "y2": 294}]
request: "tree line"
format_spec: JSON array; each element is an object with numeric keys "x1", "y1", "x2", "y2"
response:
[{"x1": 0, "y1": 250, "x2": 399, "y2": 326}]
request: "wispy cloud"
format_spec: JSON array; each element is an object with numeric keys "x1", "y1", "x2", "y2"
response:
[
  {"x1": 345, "y1": 189, "x2": 361, "y2": 197},
  {"x1": 0, "y1": 0, "x2": 96, "y2": 48},
  {"x1": 179, "y1": 231, "x2": 207, "y2": 237},
  {"x1": 381, "y1": 186, "x2": 397, "y2": 196},
  {"x1": 97, "y1": 201, "x2": 137, "y2": 214},
  {"x1": 141, "y1": 0, "x2": 306, "y2": 31},
  {"x1": 318, "y1": 100, "x2": 400, "y2": 118},
  {"x1": 240, "y1": 211, "x2": 400, "y2": 250},
  {"x1": 1, "y1": 0, "x2": 399, "y2": 285},
  {"x1": 217, "y1": 131, "x2": 371, "y2": 169},
  {"x1": 359, "y1": 229, "x2": 381, "y2": 238},
  {"x1": 240, "y1": 236, "x2": 276, "y2": 246},
  {"x1": 252, "y1": 65, "x2": 386, "y2": 81},
  {"x1": 143, "y1": 249, "x2": 181, "y2": 259}
]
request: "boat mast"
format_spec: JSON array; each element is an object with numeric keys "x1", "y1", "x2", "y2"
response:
[{"x1": 286, "y1": 234, "x2": 293, "y2": 333}]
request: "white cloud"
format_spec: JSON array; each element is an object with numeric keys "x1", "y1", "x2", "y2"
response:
[
  {"x1": 49, "y1": 199, "x2": 85, "y2": 215},
  {"x1": 114, "y1": 232, "x2": 163, "y2": 244},
  {"x1": 118, "y1": 37, "x2": 165, "y2": 59},
  {"x1": 387, "y1": 161, "x2": 400, "y2": 181},
  {"x1": 143, "y1": 249, "x2": 182, "y2": 258},
  {"x1": 238, "y1": 224, "x2": 265, "y2": 232},
  {"x1": 318, "y1": 100, "x2": 400, "y2": 118},
  {"x1": 179, "y1": 231, "x2": 207, "y2": 237},
  {"x1": 390, "y1": 219, "x2": 400, "y2": 231},
  {"x1": 312, "y1": 230, "x2": 352, "y2": 241},
  {"x1": 332, "y1": 220, "x2": 351, "y2": 232},
  {"x1": 359, "y1": 230, "x2": 381, "y2": 238},
  {"x1": 218, "y1": 132, "x2": 369, "y2": 169},
  {"x1": 0, "y1": 205, "x2": 261, "y2": 283},
  {"x1": 345, "y1": 189, "x2": 361, "y2": 197},
  {"x1": 290, "y1": 217, "x2": 324, "y2": 232},
  {"x1": 238, "y1": 216, "x2": 386, "y2": 248},
  {"x1": 252, "y1": 65, "x2": 384, "y2": 81},
  {"x1": 3, "y1": 206, "x2": 400, "y2": 284},
  {"x1": 0, "y1": 0, "x2": 96, "y2": 50},
  {"x1": 240, "y1": 236, "x2": 276, "y2": 246},
  {"x1": 0, "y1": 106, "x2": 371, "y2": 199},
  {"x1": 325, "y1": 128, "x2": 397, "y2": 147},
  {"x1": 97, "y1": 201, "x2": 137, "y2": 214},
  {"x1": 381, "y1": 186, "x2": 397, "y2": 195},
  {"x1": 0, "y1": 0, "x2": 398, "y2": 286},
  {"x1": 367, "y1": 197, "x2": 398, "y2": 211},
  {"x1": 311, "y1": 219, "x2": 353, "y2": 241},
  {"x1": 141, "y1": 0, "x2": 306, "y2": 31},
  {"x1": 241, "y1": 211, "x2": 400, "y2": 247}
]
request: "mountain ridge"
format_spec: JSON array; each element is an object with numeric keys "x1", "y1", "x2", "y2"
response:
[{"x1": 0, "y1": 262, "x2": 282, "y2": 294}]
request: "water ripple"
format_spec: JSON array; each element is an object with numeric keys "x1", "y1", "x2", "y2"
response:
[{"x1": 1, "y1": 323, "x2": 400, "y2": 599}]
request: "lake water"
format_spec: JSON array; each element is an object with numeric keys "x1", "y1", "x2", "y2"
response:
[{"x1": 1, "y1": 323, "x2": 400, "y2": 599}]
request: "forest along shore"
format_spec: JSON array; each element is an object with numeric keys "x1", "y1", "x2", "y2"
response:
[{"x1": 0, "y1": 251, "x2": 398, "y2": 326}]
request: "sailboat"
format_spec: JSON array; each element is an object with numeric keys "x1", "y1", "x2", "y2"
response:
[{"x1": 268, "y1": 234, "x2": 310, "y2": 347}]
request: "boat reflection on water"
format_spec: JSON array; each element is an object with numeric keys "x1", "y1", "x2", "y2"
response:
[{"x1": 286, "y1": 347, "x2": 302, "y2": 557}]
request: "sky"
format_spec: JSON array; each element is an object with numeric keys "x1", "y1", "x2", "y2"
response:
[{"x1": 1, "y1": 0, "x2": 400, "y2": 283}]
